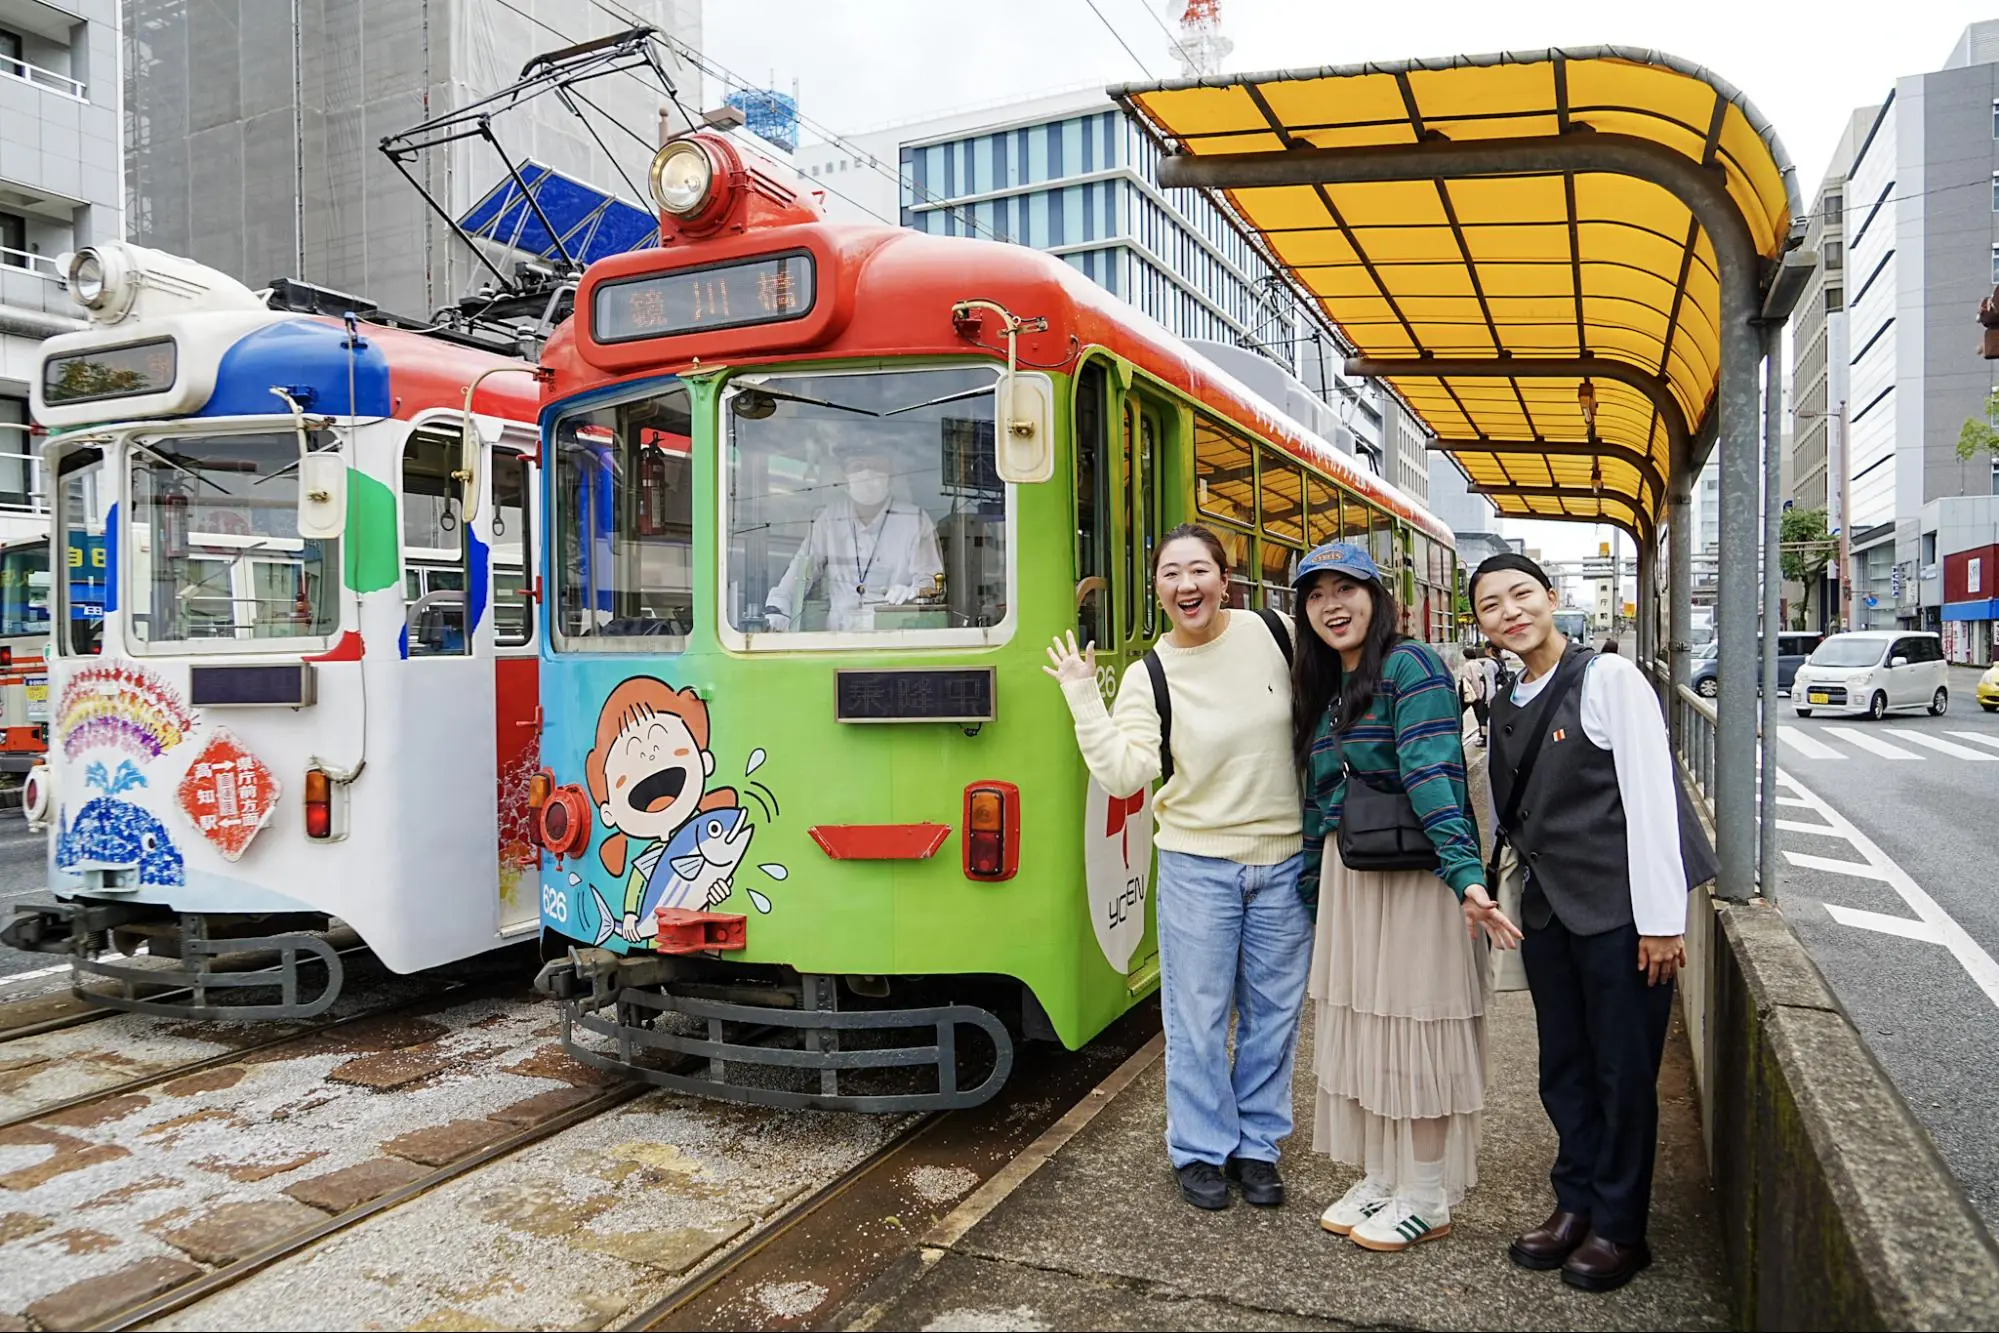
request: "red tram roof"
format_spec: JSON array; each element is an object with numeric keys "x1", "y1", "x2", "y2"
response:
[{"x1": 339, "y1": 319, "x2": 542, "y2": 423}]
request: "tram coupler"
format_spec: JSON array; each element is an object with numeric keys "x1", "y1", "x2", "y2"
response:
[{"x1": 652, "y1": 908, "x2": 746, "y2": 954}]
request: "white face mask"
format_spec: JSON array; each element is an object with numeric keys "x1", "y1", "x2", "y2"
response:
[{"x1": 847, "y1": 469, "x2": 889, "y2": 508}]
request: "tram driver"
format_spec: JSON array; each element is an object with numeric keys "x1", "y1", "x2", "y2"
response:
[{"x1": 762, "y1": 440, "x2": 945, "y2": 632}]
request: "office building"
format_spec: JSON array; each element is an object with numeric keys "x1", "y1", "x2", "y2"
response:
[
  {"x1": 1, "y1": 0, "x2": 122, "y2": 544},
  {"x1": 122, "y1": 0, "x2": 701, "y2": 321},
  {"x1": 1790, "y1": 109, "x2": 1875, "y2": 519},
  {"x1": 1841, "y1": 20, "x2": 1999, "y2": 628}
]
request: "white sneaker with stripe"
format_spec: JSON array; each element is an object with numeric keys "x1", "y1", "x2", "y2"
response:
[
  {"x1": 1318, "y1": 1176, "x2": 1392, "y2": 1236},
  {"x1": 1349, "y1": 1195, "x2": 1451, "y2": 1252}
]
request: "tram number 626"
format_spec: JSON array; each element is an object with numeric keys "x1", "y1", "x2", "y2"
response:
[{"x1": 541, "y1": 883, "x2": 569, "y2": 925}]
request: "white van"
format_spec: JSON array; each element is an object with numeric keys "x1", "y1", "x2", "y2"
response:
[{"x1": 1792, "y1": 631, "x2": 1950, "y2": 720}]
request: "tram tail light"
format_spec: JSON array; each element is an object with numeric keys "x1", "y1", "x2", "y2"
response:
[
  {"x1": 962, "y1": 781, "x2": 1019, "y2": 881},
  {"x1": 303, "y1": 767, "x2": 332, "y2": 840},
  {"x1": 537, "y1": 784, "x2": 592, "y2": 861},
  {"x1": 527, "y1": 768, "x2": 554, "y2": 812}
]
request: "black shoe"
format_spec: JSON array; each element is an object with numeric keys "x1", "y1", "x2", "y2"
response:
[
  {"x1": 1224, "y1": 1155, "x2": 1285, "y2": 1207},
  {"x1": 1176, "y1": 1161, "x2": 1229, "y2": 1210},
  {"x1": 1561, "y1": 1234, "x2": 1653, "y2": 1292}
]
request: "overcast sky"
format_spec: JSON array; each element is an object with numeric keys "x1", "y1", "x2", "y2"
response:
[{"x1": 708, "y1": 1, "x2": 1998, "y2": 561}]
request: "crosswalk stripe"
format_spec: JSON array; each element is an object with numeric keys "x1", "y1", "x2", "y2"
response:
[
  {"x1": 1785, "y1": 850, "x2": 1896, "y2": 881},
  {"x1": 1775, "y1": 796, "x2": 1814, "y2": 808},
  {"x1": 1947, "y1": 731, "x2": 1999, "y2": 752},
  {"x1": 1819, "y1": 727, "x2": 1920, "y2": 760},
  {"x1": 1882, "y1": 729, "x2": 1999, "y2": 761},
  {"x1": 1822, "y1": 903, "x2": 1946, "y2": 944},
  {"x1": 1775, "y1": 818, "x2": 1842, "y2": 835},
  {"x1": 1779, "y1": 729, "x2": 1846, "y2": 761}
]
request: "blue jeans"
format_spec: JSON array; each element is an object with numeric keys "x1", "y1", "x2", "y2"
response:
[{"x1": 1154, "y1": 849, "x2": 1313, "y2": 1168}]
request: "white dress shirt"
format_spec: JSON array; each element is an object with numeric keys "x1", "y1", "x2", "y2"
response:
[
  {"x1": 764, "y1": 498, "x2": 945, "y2": 631},
  {"x1": 1507, "y1": 651, "x2": 1689, "y2": 936}
]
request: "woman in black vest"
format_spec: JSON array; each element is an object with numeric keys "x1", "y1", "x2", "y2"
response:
[{"x1": 1471, "y1": 552, "x2": 1693, "y2": 1294}]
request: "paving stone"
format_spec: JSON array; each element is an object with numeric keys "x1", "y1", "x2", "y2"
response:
[
  {"x1": 0, "y1": 1311, "x2": 27, "y2": 1331},
  {"x1": 469, "y1": 1182, "x2": 616, "y2": 1238},
  {"x1": 326, "y1": 1043, "x2": 455, "y2": 1091},
  {"x1": 42, "y1": 1093, "x2": 152, "y2": 1128},
  {"x1": 502, "y1": 1043, "x2": 616, "y2": 1086},
  {"x1": 326, "y1": 1015, "x2": 453, "y2": 1052},
  {"x1": 41, "y1": 1227, "x2": 117, "y2": 1254},
  {"x1": 573, "y1": 1220, "x2": 750, "y2": 1274},
  {"x1": 284, "y1": 1157, "x2": 431, "y2": 1214},
  {"x1": 489, "y1": 1085, "x2": 600, "y2": 1128},
  {"x1": 382, "y1": 1118, "x2": 515, "y2": 1167},
  {"x1": 23, "y1": 1254, "x2": 203, "y2": 1331},
  {"x1": 157, "y1": 1198, "x2": 327, "y2": 1265},
  {"x1": 195, "y1": 1150, "x2": 326, "y2": 1182},
  {"x1": 0, "y1": 1124, "x2": 129, "y2": 1191},
  {"x1": 0, "y1": 1211, "x2": 50, "y2": 1243},
  {"x1": 160, "y1": 1065, "x2": 247, "y2": 1096}
]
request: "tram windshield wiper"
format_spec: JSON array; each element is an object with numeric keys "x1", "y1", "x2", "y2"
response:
[
  {"x1": 733, "y1": 385, "x2": 880, "y2": 418},
  {"x1": 128, "y1": 441, "x2": 233, "y2": 496},
  {"x1": 880, "y1": 385, "x2": 992, "y2": 417}
]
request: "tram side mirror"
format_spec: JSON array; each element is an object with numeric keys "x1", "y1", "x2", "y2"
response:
[
  {"x1": 296, "y1": 453, "x2": 348, "y2": 540},
  {"x1": 993, "y1": 371, "x2": 1055, "y2": 485}
]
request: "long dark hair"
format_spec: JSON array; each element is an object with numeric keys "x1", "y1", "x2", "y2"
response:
[{"x1": 1291, "y1": 574, "x2": 1406, "y2": 772}]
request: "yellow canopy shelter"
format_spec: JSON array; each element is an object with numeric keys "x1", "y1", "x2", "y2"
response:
[{"x1": 1114, "y1": 49, "x2": 1800, "y2": 537}]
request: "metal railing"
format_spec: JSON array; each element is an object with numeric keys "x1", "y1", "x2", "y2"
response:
[
  {"x1": 1673, "y1": 683, "x2": 1718, "y2": 820},
  {"x1": 0, "y1": 54, "x2": 86, "y2": 101},
  {"x1": 0, "y1": 247, "x2": 65, "y2": 283}
]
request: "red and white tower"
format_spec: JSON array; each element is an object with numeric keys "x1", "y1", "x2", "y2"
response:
[{"x1": 1171, "y1": 0, "x2": 1233, "y2": 78}]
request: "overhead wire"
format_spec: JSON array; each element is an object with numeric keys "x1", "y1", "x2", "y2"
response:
[{"x1": 1079, "y1": 0, "x2": 1155, "y2": 78}]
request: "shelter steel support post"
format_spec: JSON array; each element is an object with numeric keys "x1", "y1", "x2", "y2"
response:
[
  {"x1": 1760, "y1": 332, "x2": 1783, "y2": 902},
  {"x1": 1669, "y1": 476, "x2": 1692, "y2": 749}
]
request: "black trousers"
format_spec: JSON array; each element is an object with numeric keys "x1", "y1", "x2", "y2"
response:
[{"x1": 1521, "y1": 914, "x2": 1675, "y2": 1244}]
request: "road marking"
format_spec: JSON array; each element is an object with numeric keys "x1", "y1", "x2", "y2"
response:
[
  {"x1": 1822, "y1": 904, "x2": 1946, "y2": 944},
  {"x1": 1775, "y1": 819, "x2": 1843, "y2": 836},
  {"x1": 1775, "y1": 796, "x2": 1815, "y2": 808},
  {"x1": 1779, "y1": 729, "x2": 1846, "y2": 761},
  {"x1": 1779, "y1": 768, "x2": 1999, "y2": 1011},
  {"x1": 1882, "y1": 729, "x2": 1999, "y2": 761},
  {"x1": 1784, "y1": 851, "x2": 1896, "y2": 881},
  {"x1": 1820, "y1": 727, "x2": 1920, "y2": 760},
  {"x1": 0, "y1": 962, "x2": 69, "y2": 986},
  {"x1": 1947, "y1": 731, "x2": 1999, "y2": 752}
]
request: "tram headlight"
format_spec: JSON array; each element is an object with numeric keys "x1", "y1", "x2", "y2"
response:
[
  {"x1": 69, "y1": 251, "x2": 106, "y2": 306},
  {"x1": 649, "y1": 140, "x2": 716, "y2": 218},
  {"x1": 65, "y1": 244, "x2": 139, "y2": 321}
]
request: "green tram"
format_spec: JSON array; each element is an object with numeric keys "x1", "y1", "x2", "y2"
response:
[{"x1": 529, "y1": 132, "x2": 1460, "y2": 1111}]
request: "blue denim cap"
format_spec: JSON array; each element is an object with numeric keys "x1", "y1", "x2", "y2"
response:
[{"x1": 1294, "y1": 540, "x2": 1381, "y2": 589}]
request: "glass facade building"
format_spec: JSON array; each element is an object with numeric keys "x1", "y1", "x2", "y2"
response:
[{"x1": 896, "y1": 106, "x2": 1302, "y2": 380}]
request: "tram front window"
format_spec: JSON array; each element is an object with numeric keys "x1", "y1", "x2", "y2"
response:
[
  {"x1": 126, "y1": 431, "x2": 339, "y2": 648},
  {"x1": 552, "y1": 384, "x2": 694, "y2": 650},
  {"x1": 725, "y1": 365, "x2": 1007, "y2": 637},
  {"x1": 55, "y1": 449, "x2": 105, "y2": 655}
]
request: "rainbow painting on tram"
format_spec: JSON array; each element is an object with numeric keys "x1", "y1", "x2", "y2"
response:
[
  {"x1": 525, "y1": 131, "x2": 1459, "y2": 1112},
  {"x1": 3, "y1": 243, "x2": 544, "y2": 1017}
]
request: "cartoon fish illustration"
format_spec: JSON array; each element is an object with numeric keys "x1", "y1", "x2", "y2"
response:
[{"x1": 587, "y1": 808, "x2": 754, "y2": 946}]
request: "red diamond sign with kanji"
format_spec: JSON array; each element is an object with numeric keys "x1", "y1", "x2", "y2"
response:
[{"x1": 177, "y1": 729, "x2": 281, "y2": 861}]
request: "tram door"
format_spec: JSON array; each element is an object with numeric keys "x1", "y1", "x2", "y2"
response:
[{"x1": 490, "y1": 445, "x2": 541, "y2": 934}]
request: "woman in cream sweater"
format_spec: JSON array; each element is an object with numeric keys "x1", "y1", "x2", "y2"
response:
[{"x1": 1044, "y1": 523, "x2": 1308, "y2": 1213}]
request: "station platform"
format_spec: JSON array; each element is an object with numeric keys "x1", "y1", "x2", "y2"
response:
[{"x1": 846, "y1": 988, "x2": 1731, "y2": 1331}]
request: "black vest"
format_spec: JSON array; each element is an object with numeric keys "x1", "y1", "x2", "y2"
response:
[{"x1": 1490, "y1": 645, "x2": 1634, "y2": 937}]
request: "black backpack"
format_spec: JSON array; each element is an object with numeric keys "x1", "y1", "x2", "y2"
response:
[{"x1": 1141, "y1": 607, "x2": 1293, "y2": 786}]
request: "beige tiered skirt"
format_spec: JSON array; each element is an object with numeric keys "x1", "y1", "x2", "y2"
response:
[{"x1": 1309, "y1": 847, "x2": 1493, "y2": 1203}]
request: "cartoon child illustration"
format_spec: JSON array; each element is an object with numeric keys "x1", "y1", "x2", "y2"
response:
[{"x1": 585, "y1": 677, "x2": 755, "y2": 945}]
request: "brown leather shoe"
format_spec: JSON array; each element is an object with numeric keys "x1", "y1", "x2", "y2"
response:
[
  {"x1": 1507, "y1": 1208, "x2": 1590, "y2": 1270},
  {"x1": 1561, "y1": 1234, "x2": 1653, "y2": 1292}
]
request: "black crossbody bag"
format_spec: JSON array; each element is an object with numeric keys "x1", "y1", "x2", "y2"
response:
[{"x1": 1332, "y1": 648, "x2": 1444, "y2": 872}]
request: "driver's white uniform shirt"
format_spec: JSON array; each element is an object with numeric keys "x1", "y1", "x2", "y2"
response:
[{"x1": 766, "y1": 497, "x2": 945, "y2": 631}]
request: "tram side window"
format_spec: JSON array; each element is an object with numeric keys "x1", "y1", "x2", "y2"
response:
[
  {"x1": 1304, "y1": 473, "x2": 1339, "y2": 546},
  {"x1": 55, "y1": 449, "x2": 105, "y2": 656},
  {"x1": 553, "y1": 385, "x2": 695, "y2": 649},
  {"x1": 402, "y1": 429, "x2": 468, "y2": 657},
  {"x1": 1074, "y1": 364, "x2": 1106, "y2": 648},
  {"x1": 725, "y1": 365, "x2": 1008, "y2": 638},
  {"x1": 1193, "y1": 417, "x2": 1253, "y2": 528},
  {"x1": 1257, "y1": 454, "x2": 1304, "y2": 612},
  {"x1": 127, "y1": 431, "x2": 338, "y2": 648},
  {"x1": 492, "y1": 451, "x2": 532, "y2": 646}
]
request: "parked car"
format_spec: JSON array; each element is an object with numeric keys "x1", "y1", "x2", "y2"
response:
[
  {"x1": 1690, "y1": 632, "x2": 1823, "y2": 698},
  {"x1": 1979, "y1": 662, "x2": 1999, "y2": 713},
  {"x1": 1792, "y1": 631, "x2": 1950, "y2": 720}
]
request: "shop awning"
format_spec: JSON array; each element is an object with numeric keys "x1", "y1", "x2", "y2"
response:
[{"x1": 1113, "y1": 48, "x2": 1800, "y2": 533}]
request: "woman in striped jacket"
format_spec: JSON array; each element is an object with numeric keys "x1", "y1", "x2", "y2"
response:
[{"x1": 1290, "y1": 540, "x2": 1521, "y2": 1253}]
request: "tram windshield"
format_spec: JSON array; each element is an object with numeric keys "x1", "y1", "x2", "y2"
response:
[
  {"x1": 54, "y1": 448, "x2": 106, "y2": 655},
  {"x1": 552, "y1": 383, "x2": 695, "y2": 650},
  {"x1": 125, "y1": 430, "x2": 340, "y2": 648},
  {"x1": 724, "y1": 365, "x2": 1008, "y2": 637}
]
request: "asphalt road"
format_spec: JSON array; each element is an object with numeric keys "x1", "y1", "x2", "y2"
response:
[
  {"x1": 1770, "y1": 664, "x2": 1999, "y2": 1232},
  {"x1": 0, "y1": 812, "x2": 60, "y2": 996}
]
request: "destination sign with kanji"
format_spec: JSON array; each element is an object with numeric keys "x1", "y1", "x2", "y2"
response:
[
  {"x1": 43, "y1": 338, "x2": 178, "y2": 405},
  {"x1": 835, "y1": 668, "x2": 995, "y2": 724},
  {"x1": 593, "y1": 252, "x2": 815, "y2": 343}
]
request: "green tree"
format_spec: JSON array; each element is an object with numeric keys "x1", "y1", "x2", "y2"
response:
[
  {"x1": 1780, "y1": 506, "x2": 1833, "y2": 630},
  {"x1": 1958, "y1": 387, "x2": 1999, "y2": 459}
]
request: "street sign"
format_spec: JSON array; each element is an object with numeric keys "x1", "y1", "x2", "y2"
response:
[{"x1": 1581, "y1": 558, "x2": 1619, "y2": 577}]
